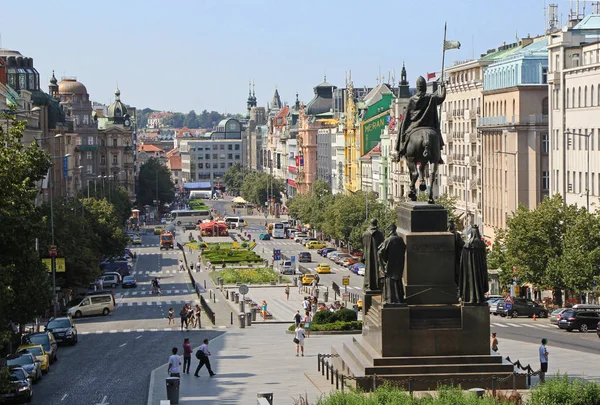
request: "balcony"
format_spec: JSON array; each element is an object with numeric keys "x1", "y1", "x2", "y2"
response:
[
  {"x1": 469, "y1": 156, "x2": 477, "y2": 166},
  {"x1": 548, "y1": 71, "x2": 561, "y2": 85},
  {"x1": 477, "y1": 178, "x2": 481, "y2": 186},
  {"x1": 478, "y1": 114, "x2": 548, "y2": 127}
]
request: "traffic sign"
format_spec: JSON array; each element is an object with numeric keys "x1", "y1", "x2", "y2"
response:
[
  {"x1": 343, "y1": 293, "x2": 350, "y2": 301},
  {"x1": 342, "y1": 276, "x2": 350, "y2": 286},
  {"x1": 239, "y1": 284, "x2": 249, "y2": 295},
  {"x1": 504, "y1": 303, "x2": 513, "y2": 310},
  {"x1": 273, "y1": 249, "x2": 281, "y2": 261},
  {"x1": 290, "y1": 256, "x2": 296, "y2": 263},
  {"x1": 504, "y1": 295, "x2": 514, "y2": 304}
]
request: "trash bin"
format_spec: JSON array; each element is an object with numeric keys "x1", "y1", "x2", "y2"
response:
[
  {"x1": 315, "y1": 288, "x2": 320, "y2": 300},
  {"x1": 166, "y1": 377, "x2": 180, "y2": 404},
  {"x1": 246, "y1": 312, "x2": 252, "y2": 326},
  {"x1": 251, "y1": 308, "x2": 257, "y2": 321},
  {"x1": 235, "y1": 293, "x2": 240, "y2": 304},
  {"x1": 323, "y1": 291, "x2": 329, "y2": 302},
  {"x1": 239, "y1": 300, "x2": 245, "y2": 313},
  {"x1": 239, "y1": 314, "x2": 246, "y2": 328}
]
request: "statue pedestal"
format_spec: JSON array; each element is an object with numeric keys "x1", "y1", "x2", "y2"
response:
[
  {"x1": 332, "y1": 202, "x2": 525, "y2": 391},
  {"x1": 362, "y1": 290, "x2": 381, "y2": 314}
]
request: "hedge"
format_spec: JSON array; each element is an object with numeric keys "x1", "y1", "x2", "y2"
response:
[
  {"x1": 209, "y1": 267, "x2": 288, "y2": 284},
  {"x1": 288, "y1": 321, "x2": 362, "y2": 332},
  {"x1": 313, "y1": 308, "x2": 358, "y2": 324}
]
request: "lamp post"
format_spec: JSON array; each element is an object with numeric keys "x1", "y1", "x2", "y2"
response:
[
  {"x1": 65, "y1": 166, "x2": 84, "y2": 198},
  {"x1": 495, "y1": 150, "x2": 518, "y2": 214},
  {"x1": 564, "y1": 131, "x2": 592, "y2": 212},
  {"x1": 49, "y1": 153, "x2": 71, "y2": 317}
]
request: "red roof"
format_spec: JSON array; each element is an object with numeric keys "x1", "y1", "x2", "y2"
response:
[
  {"x1": 138, "y1": 144, "x2": 163, "y2": 153},
  {"x1": 168, "y1": 155, "x2": 182, "y2": 171}
]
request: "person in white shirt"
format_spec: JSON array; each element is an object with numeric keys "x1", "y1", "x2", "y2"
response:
[
  {"x1": 297, "y1": 277, "x2": 302, "y2": 294},
  {"x1": 194, "y1": 339, "x2": 216, "y2": 377},
  {"x1": 167, "y1": 347, "x2": 182, "y2": 377},
  {"x1": 539, "y1": 338, "x2": 549, "y2": 383},
  {"x1": 294, "y1": 324, "x2": 306, "y2": 357}
]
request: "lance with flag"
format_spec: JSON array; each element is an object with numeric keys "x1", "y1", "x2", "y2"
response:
[{"x1": 439, "y1": 22, "x2": 461, "y2": 116}]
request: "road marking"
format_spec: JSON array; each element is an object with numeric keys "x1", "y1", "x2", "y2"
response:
[
  {"x1": 96, "y1": 331, "x2": 103, "y2": 334},
  {"x1": 536, "y1": 324, "x2": 552, "y2": 328},
  {"x1": 136, "y1": 329, "x2": 145, "y2": 332},
  {"x1": 520, "y1": 324, "x2": 541, "y2": 329},
  {"x1": 119, "y1": 343, "x2": 127, "y2": 348},
  {"x1": 491, "y1": 323, "x2": 509, "y2": 328},
  {"x1": 132, "y1": 292, "x2": 138, "y2": 295},
  {"x1": 96, "y1": 395, "x2": 110, "y2": 405},
  {"x1": 506, "y1": 323, "x2": 523, "y2": 328},
  {"x1": 61, "y1": 394, "x2": 68, "y2": 401},
  {"x1": 123, "y1": 329, "x2": 131, "y2": 333},
  {"x1": 150, "y1": 328, "x2": 158, "y2": 332},
  {"x1": 110, "y1": 330, "x2": 118, "y2": 333},
  {"x1": 164, "y1": 328, "x2": 172, "y2": 331}
]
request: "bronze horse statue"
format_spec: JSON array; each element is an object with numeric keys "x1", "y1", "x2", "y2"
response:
[{"x1": 402, "y1": 127, "x2": 440, "y2": 204}]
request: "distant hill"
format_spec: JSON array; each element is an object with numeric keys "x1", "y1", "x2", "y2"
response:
[{"x1": 136, "y1": 108, "x2": 243, "y2": 130}]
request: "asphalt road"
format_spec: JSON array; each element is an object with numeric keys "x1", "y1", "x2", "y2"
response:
[{"x1": 31, "y1": 231, "x2": 223, "y2": 405}]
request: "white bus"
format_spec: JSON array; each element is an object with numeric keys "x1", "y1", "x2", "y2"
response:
[
  {"x1": 189, "y1": 190, "x2": 212, "y2": 200},
  {"x1": 167, "y1": 209, "x2": 211, "y2": 228},
  {"x1": 272, "y1": 223, "x2": 286, "y2": 239}
]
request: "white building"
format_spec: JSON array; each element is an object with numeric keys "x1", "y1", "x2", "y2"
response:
[{"x1": 548, "y1": 13, "x2": 600, "y2": 210}]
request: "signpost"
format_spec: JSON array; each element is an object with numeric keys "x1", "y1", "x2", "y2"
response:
[
  {"x1": 504, "y1": 295, "x2": 514, "y2": 311},
  {"x1": 239, "y1": 284, "x2": 249, "y2": 301},
  {"x1": 273, "y1": 249, "x2": 281, "y2": 261},
  {"x1": 342, "y1": 276, "x2": 350, "y2": 304}
]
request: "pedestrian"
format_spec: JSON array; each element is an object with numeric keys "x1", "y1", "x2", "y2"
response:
[
  {"x1": 168, "y1": 308, "x2": 174, "y2": 326},
  {"x1": 539, "y1": 338, "x2": 549, "y2": 383},
  {"x1": 179, "y1": 305, "x2": 188, "y2": 330},
  {"x1": 302, "y1": 297, "x2": 310, "y2": 313},
  {"x1": 98, "y1": 278, "x2": 104, "y2": 291},
  {"x1": 194, "y1": 304, "x2": 202, "y2": 329},
  {"x1": 194, "y1": 339, "x2": 216, "y2": 377},
  {"x1": 297, "y1": 277, "x2": 302, "y2": 294},
  {"x1": 304, "y1": 311, "x2": 312, "y2": 338},
  {"x1": 196, "y1": 261, "x2": 201, "y2": 272},
  {"x1": 491, "y1": 332, "x2": 498, "y2": 353},
  {"x1": 311, "y1": 297, "x2": 317, "y2": 316},
  {"x1": 155, "y1": 278, "x2": 161, "y2": 295},
  {"x1": 294, "y1": 310, "x2": 302, "y2": 327},
  {"x1": 167, "y1": 347, "x2": 181, "y2": 377},
  {"x1": 182, "y1": 338, "x2": 192, "y2": 374},
  {"x1": 179, "y1": 260, "x2": 185, "y2": 272},
  {"x1": 284, "y1": 285, "x2": 290, "y2": 301},
  {"x1": 294, "y1": 323, "x2": 306, "y2": 357},
  {"x1": 262, "y1": 300, "x2": 268, "y2": 321}
]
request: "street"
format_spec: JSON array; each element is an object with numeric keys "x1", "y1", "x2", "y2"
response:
[{"x1": 30, "y1": 231, "x2": 223, "y2": 405}]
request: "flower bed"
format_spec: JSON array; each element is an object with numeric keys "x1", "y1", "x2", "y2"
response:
[
  {"x1": 202, "y1": 248, "x2": 263, "y2": 264},
  {"x1": 209, "y1": 267, "x2": 288, "y2": 284}
]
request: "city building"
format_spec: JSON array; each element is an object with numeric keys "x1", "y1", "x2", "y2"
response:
[
  {"x1": 179, "y1": 118, "x2": 245, "y2": 191},
  {"x1": 317, "y1": 127, "x2": 334, "y2": 185},
  {"x1": 548, "y1": 12, "x2": 600, "y2": 211},
  {"x1": 166, "y1": 148, "x2": 183, "y2": 187},
  {"x1": 97, "y1": 87, "x2": 136, "y2": 199},
  {"x1": 147, "y1": 112, "x2": 173, "y2": 129},
  {"x1": 479, "y1": 36, "x2": 549, "y2": 242}
]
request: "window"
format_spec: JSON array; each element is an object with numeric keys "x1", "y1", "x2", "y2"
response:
[
  {"x1": 83, "y1": 115, "x2": 89, "y2": 125},
  {"x1": 212, "y1": 154, "x2": 217, "y2": 159},
  {"x1": 567, "y1": 88, "x2": 570, "y2": 108},
  {"x1": 87, "y1": 165, "x2": 92, "y2": 174},
  {"x1": 220, "y1": 162, "x2": 225, "y2": 169},
  {"x1": 554, "y1": 54, "x2": 560, "y2": 71},
  {"x1": 198, "y1": 163, "x2": 203, "y2": 169},
  {"x1": 585, "y1": 86, "x2": 588, "y2": 107},
  {"x1": 228, "y1": 154, "x2": 232, "y2": 159},
  {"x1": 578, "y1": 86, "x2": 582, "y2": 107},
  {"x1": 86, "y1": 137, "x2": 93, "y2": 145},
  {"x1": 228, "y1": 162, "x2": 233, "y2": 167},
  {"x1": 542, "y1": 67, "x2": 548, "y2": 84},
  {"x1": 235, "y1": 154, "x2": 240, "y2": 160},
  {"x1": 205, "y1": 154, "x2": 210, "y2": 160},
  {"x1": 219, "y1": 145, "x2": 225, "y2": 150},
  {"x1": 228, "y1": 144, "x2": 232, "y2": 150},
  {"x1": 100, "y1": 154, "x2": 106, "y2": 165},
  {"x1": 542, "y1": 171, "x2": 549, "y2": 190},
  {"x1": 86, "y1": 151, "x2": 92, "y2": 160},
  {"x1": 542, "y1": 134, "x2": 549, "y2": 153},
  {"x1": 592, "y1": 85, "x2": 595, "y2": 107},
  {"x1": 234, "y1": 144, "x2": 240, "y2": 150},
  {"x1": 212, "y1": 145, "x2": 218, "y2": 150},
  {"x1": 213, "y1": 163, "x2": 218, "y2": 169},
  {"x1": 573, "y1": 87, "x2": 576, "y2": 108},
  {"x1": 113, "y1": 138, "x2": 118, "y2": 147},
  {"x1": 112, "y1": 154, "x2": 118, "y2": 165}
]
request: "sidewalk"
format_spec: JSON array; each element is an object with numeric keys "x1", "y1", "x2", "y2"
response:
[{"x1": 147, "y1": 326, "x2": 600, "y2": 405}]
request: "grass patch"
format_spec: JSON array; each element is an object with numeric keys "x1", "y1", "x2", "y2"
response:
[
  {"x1": 201, "y1": 246, "x2": 264, "y2": 264},
  {"x1": 189, "y1": 199, "x2": 209, "y2": 210},
  {"x1": 209, "y1": 267, "x2": 289, "y2": 284}
]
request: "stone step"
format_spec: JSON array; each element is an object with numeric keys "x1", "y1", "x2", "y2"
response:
[
  {"x1": 373, "y1": 354, "x2": 504, "y2": 367},
  {"x1": 364, "y1": 312, "x2": 380, "y2": 328},
  {"x1": 365, "y1": 362, "x2": 514, "y2": 375},
  {"x1": 341, "y1": 341, "x2": 372, "y2": 370},
  {"x1": 352, "y1": 336, "x2": 380, "y2": 361},
  {"x1": 331, "y1": 343, "x2": 365, "y2": 379}
]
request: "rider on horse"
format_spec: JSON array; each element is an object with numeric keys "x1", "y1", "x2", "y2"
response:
[{"x1": 395, "y1": 76, "x2": 446, "y2": 164}]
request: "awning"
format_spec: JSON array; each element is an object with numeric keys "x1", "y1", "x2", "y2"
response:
[
  {"x1": 184, "y1": 182, "x2": 211, "y2": 190},
  {"x1": 232, "y1": 197, "x2": 247, "y2": 203}
]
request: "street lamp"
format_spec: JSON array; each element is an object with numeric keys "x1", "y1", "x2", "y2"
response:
[
  {"x1": 49, "y1": 153, "x2": 72, "y2": 317},
  {"x1": 564, "y1": 131, "x2": 592, "y2": 211},
  {"x1": 495, "y1": 150, "x2": 518, "y2": 214},
  {"x1": 33, "y1": 133, "x2": 63, "y2": 143}
]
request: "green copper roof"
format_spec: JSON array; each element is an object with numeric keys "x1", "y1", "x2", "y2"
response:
[{"x1": 481, "y1": 43, "x2": 523, "y2": 61}]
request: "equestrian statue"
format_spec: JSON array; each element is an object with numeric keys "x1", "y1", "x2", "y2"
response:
[{"x1": 393, "y1": 76, "x2": 445, "y2": 204}]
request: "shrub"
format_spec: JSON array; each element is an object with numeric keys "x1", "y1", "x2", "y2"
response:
[
  {"x1": 529, "y1": 375, "x2": 600, "y2": 405},
  {"x1": 313, "y1": 308, "x2": 357, "y2": 324},
  {"x1": 241, "y1": 242, "x2": 249, "y2": 248},
  {"x1": 209, "y1": 267, "x2": 287, "y2": 284},
  {"x1": 313, "y1": 310, "x2": 335, "y2": 325},
  {"x1": 287, "y1": 321, "x2": 362, "y2": 332}
]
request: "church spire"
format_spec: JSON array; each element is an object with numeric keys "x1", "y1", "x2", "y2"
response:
[{"x1": 398, "y1": 62, "x2": 410, "y2": 98}]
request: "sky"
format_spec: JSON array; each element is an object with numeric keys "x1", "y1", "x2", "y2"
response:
[{"x1": 0, "y1": 0, "x2": 582, "y2": 114}]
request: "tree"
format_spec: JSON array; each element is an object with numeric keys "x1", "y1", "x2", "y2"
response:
[
  {"x1": 184, "y1": 110, "x2": 199, "y2": 129},
  {"x1": 0, "y1": 109, "x2": 52, "y2": 362},
  {"x1": 241, "y1": 172, "x2": 284, "y2": 206},
  {"x1": 223, "y1": 163, "x2": 245, "y2": 195},
  {"x1": 81, "y1": 183, "x2": 132, "y2": 225},
  {"x1": 137, "y1": 158, "x2": 175, "y2": 207}
]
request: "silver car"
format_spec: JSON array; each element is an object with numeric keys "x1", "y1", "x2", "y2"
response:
[{"x1": 550, "y1": 308, "x2": 568, "y2": 326}]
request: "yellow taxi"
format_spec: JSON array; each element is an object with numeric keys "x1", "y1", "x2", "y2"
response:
[
  {"x1": 153, "y1": 226, "x2": 163, "y2": 235},
  {"x1": 306, "y1": 241, "x2": 327, "y2": 249},
  {"x1": 316, "y1": 263, "x2": 331, "y2": 274},
  {"x1": 302, "y1": 273, "x2": 317, "y2": 285},
  {"x1": 17, "y1": 344, "x2": 50, "y2": 374}
]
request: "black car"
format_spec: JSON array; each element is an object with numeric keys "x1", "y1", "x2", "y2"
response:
[
  {"x1": 496, "y1": 297, "x2": 548, "y2": 318},
  {"x1": 22, "y1": 332, "x2": 57, "y2": 363},
  {"x1": 558, "y1": 309, "x2": 600, "y2": 332},
  {"x1": 5, "y1": 354, "x2": 41, "y2": 384},
  {"x1": 45, "y1": 317, "x2": 78, "y2": 346},
  {"x1": 0, "y1": 367, "x2": 33, "y2": 403},
  {"x1": 298, "y1": 252, "x2": 312, "y2": 263}
]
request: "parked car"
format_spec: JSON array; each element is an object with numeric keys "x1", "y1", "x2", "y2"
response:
[
  {"x1": 99, "y1": 260, "x2": 131, "y2": 275},
  {"x1": 298, "y1": 252, "x2": 312, "y2": 263},
  {"x1": 16, "y1": 345, "x2": 49, "y2": 374},
  {"x1": 306, "y1": 241, "x2": 327, "y2": 249},
  {"x1": 45, "y1": 317, "x2": 78, "y2": 346},
  {"x1": 100, "y1": 274, "x2": 120, "y2": 288},
  {"x1": 319, "y1": 248, "x2": 336, "y2": 257},
  {"x1": 488, "y1": 298, "x2": 503, "y2": 315},
  {"x1": 326, "y1": 251, "x2": 343, "y2": 260},
  {"x1": 333, "y1": 253, "x2": 352, "y2": 264},
  {"x1": 0, "y1": 367, "x2": 33, "y2": 403},
  {"x1": 6, "y1": 353, "x2": 41, "y2": 383},
  {"x1": 294, "y1": 233, "x2": 308, "y2": 243},
  {"x1": 597, "y1": 321, "x2": 600, "y2": 338},
  {"x1": 341, "y1": 256, "x2": 360, "y2": 267},
  {"x1": 101, "y1": 271, "x2": 122, "y2": 284},
  {"x1": 122, "y1": 275, "x2": 137, "y2": 288},
  {"x1": 22, "y1": 332, "x2": 57, "y2": 364},
  {"x1": 259, "y1": 233, "x2": 271, "y2": 241},
  {"x1": 496, "y1": 298, "x2": 548, "y2": 318},
  {"x1": 550, "y1": 308, "x2": 568, "y2": 326},
  {"x1": 316, "y1": 263, "x2": 331, "y2": 274},
  {"x1": 558, "y1": 309, "x2": 600, "y2": 332},
  {"x1": 350, "y1": 263, "x2": 365, "y2": 275},
  {"x1": 357, "y1": 266, "x2": 365, "y2": 276}
]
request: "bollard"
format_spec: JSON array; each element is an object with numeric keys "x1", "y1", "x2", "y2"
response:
[
  {"x1": 231, "y1": 312, "x2": 233, "y2": 325},
  {"x1": 235, "y1": 293, "x2": 240, "y2": 304},
  {"x1": 246, "y1": 312, "x2": 252, "y2": 326},
  {"x1": 326, "y1": 361, "x2": 329, "y2": 380},
  {"x1": 209, "y1": 290, "x2": 212, "y2": 299},
  {"x1": 318, "y1": 354, "x2": 321, "y2": 372},
  {"x1": 321, "y1": 358, "x2": 325, "y2": 376},
  {"x1": 239, "y1": 300, "x2": 245, "y2": 313},
  {"x1": 324, "y1": 291, "x2": 329, "y2": 302},
  {"x1": 225, "y1": 290, "x2": 229, "y2": 299},
  {"x1": 335, "y1": 369, "x2": 339, "y2": 389},
  {"x1": 492, "y1": 376, "x2": 497, "y2": 397},
  {"x1": 166, "y1": 377, "x2": 180, "y2": 404},
  {"x1": 408, "y1": 378, "x2": 414, "y2": 395},
  {"x1": 203, "y1": 280, "x2": 207, "y2": 289},
  {"x1": 330, "y1": 365, "x2": 334, "y2": 385},
  {"x1": 251, "y1": 309, "x2": 257, "y2": 321},
  {"x1": 341, "y1": 374, "x2": 345, "y2": 392},
  {"x1": 468, "y1": 388, "x2": 485, "y2": 398},
  {"x1": 239, "y1": 313, "x2": 246, "y2": 328},
  {"x1": 213, "y1": 294, "x2": 216, "y2": 304}
]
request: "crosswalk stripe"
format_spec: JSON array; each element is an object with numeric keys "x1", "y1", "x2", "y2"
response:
[
  {"x1": 505, "y1": 323, "x2": 523, "y2": 328},
  {"x1": 123, "y1": 329, "x2": 130, "y2": 333},
  {"x1": 491, "y1": 323, "x2": 509, "y2": 328},
  {"x1": 536, "y1": 324, "x2": 552, "y2": 328}
]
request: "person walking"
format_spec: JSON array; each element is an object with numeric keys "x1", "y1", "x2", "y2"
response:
[
  {"x1": 297, "y1": 277, "x2": 302, "y2": 294},
  {"x1": 179, "y1": 305, "x2": 188, "y2": 331},
  {"x1": 294, "y1": 310, "x2": 302, "y2": 327},
  {"x1": 539, "y1": 338, "x2": 549, "y2": 383},
  {"x1": 294, "y1": 323, "x2": 306, "y2": 357},
  {"x1": 182, "y1": 338, "x2": 192, "y2": 374},
  {"x1": 284, "y1": 285, "x2": 290, "y2": 301},
  {"x1": 261, "y1": 300, "x2": 268, "y2": 321},
  {"x1": 194, "y1": 339, "x2": 216, "y2": 377},
  {"x1": 303, "y1": 311, "x2": 312, "y2": 338},
  {"x1": 490, "y1": 332, "x2": 499, "y2": 353},
  {"x1": 194, "y1": 304, "x2": 202, "y2": 329},
  {"x1": 196, "y1": 261, "x2": 201, "y2": 272},
  {"x1": 168, "y1": 308, "x2": 174, "y2": 326},
  {"x1": 167, "y1": 347, "x2": 182, "y2": 377}
]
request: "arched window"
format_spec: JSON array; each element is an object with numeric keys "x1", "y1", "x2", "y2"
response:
[
  {"x1": 504, "y1": 101, "x2": 507, "y2": 117},
  {"x1": 567, "y1": 88, "x2": 570, "y2": 108},
  {"x1": 578, "y1": 86, "x2": 582, "y2": 107},
  {"x1": 573, "y1": 87, "x2": 576, "y2": 108},
  {"x1": 512, "y1": 99, "x2": 516, "y2": 116},
  {"x1": 591, "y1": 85, "x2": 595, "y2": 107},
  {"x1": 585, "y1": 86, "x2": 588, "y2": 107}
]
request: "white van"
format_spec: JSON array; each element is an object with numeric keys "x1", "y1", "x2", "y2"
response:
[
  {"x1": 225, "y1": 217, "x2": 247, "y2": 229},
  {"x1": 279, "y1": 260, "x2": 294, "y2": 275},
  {"x1": 189, "y1": 190, "x2": 212, "y2": 200},
  {"x1": 67, "y1": 293, "x2": 115, "y2": 318}
]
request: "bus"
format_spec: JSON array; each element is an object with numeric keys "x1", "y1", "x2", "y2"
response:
[
  {"x1": 272, "y1": 223, "x2": 286, "y2": 239},
  {"x1": 189, "y1": 190, "x2": 212, "y2": 200},
  {"x1": 167, "y1": 209, "x2": 211, "y2": 228}
]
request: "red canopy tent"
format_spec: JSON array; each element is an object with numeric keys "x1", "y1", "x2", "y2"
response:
[{"x1": 198, "y1": 221, "x2": 229, "y2": 236}]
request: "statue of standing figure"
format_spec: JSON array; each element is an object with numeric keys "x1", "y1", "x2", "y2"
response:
[
  {"x1": 448, "y1": 219, "x2": 464, "y2": 292},
  {"x1": 362, "y1": 218, "x2": 384, "y2": 293},
  {"x1": 377, "y1": 224, "x2": 407, "y2": 304},
  {"x1": 458, "y1": 224, "x2": 489, "y2": 305}
]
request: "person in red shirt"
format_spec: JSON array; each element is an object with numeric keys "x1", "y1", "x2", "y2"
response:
[{"x1": 182, "y1": 338, "x2": 192, "y2": 374}]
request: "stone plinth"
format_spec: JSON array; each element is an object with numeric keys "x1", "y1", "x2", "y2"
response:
[{"x1": 397, "y1": 202, "x2": 447, "y2": 233}]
